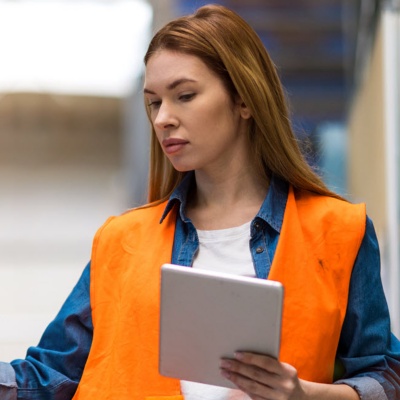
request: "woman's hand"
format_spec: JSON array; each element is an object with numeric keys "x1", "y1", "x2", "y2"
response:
[
  {"x1": 220, "y1": 352, "x2": 360, "y2": 400},
  {"x1": 220, "y1": 352, "x2": 306, "y2": 400}
]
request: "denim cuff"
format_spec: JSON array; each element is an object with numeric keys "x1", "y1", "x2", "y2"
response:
[
  {"x1": 335, "y1": 376, "x2": 387, "y2": 400},
  {"x1": 0, "y1": 362, "x2": 17, "y2": 400}
]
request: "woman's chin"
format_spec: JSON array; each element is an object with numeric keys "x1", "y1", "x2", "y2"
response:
[{"x1": 171, "y1": 163, "x2": 196, "y2": 173}]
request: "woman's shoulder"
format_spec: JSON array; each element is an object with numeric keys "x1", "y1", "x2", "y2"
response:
[
  {"x1": 294, "y1": 186, "x2": 365, "y2": 213},
  {"x1": 292, "y1": 186, "x2": 366, "y2": 233},
  {"x1": 290, "y1": 187, "x2": 367, "y2": 251},
  {"x1": 95, "y1": 200, "x2": 170, "y2": 237}
]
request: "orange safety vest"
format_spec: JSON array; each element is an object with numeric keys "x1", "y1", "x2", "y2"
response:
[{"x1": 72, "y1": 186, "x2": 366, "y2": 400}]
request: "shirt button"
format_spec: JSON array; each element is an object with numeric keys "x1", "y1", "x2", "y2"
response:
[
  {"x1": 253, "y1": 221, "x2": 261, "y2": 230},
  {"x1": 256, "y1": 246, "x2": 264, "y2": 254}
]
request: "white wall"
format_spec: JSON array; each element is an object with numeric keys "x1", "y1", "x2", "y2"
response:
[{"x1": 348, "y1": 7, "x2": 400, "y2": 335}]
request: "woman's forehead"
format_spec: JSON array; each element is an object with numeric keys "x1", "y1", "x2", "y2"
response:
[{"x1": 144, "y1": 50, "x2": 213, "y2": 89}]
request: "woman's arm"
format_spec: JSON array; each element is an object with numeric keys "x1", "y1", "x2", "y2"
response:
[
  {"x1": 335, "y1": 217, "x2": 400, "y2": 398},
  {"x1": 4, "y1": 263, "x2": 93, "y2": 400}
]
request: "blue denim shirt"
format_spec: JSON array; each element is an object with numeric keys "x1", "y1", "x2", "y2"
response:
[{"x1": 1, "y1": 175, "x2": 400, "y2": 400}]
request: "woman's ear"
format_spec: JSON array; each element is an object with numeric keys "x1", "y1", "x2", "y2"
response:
[
  {"x1": 236, "y1": 96, "x2": 252, "y2": 120},
  {"x1": 240, "y1": 102, "x2": 252, "y2": 119}
]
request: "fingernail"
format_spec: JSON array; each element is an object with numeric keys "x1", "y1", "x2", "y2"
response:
[
  {"x1": 220, "y1": 369, "x2": 231, "y2": 379},
  {"x1": 220, "y1": 359, "x2": 232, "y2": 369},
  {"x1": 234, "y1": 352, "x2": 244, "y2": 360}
]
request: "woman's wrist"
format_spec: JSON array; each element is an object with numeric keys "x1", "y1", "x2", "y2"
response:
[{"x1": 301, "y1": 380, "x2": 360, "y2": 400}]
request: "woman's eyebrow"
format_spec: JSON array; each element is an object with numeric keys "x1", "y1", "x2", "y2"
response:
[
  {"x1": 167, "y1": 78, "x2": 197, "y2": 90},
  {"x1": 143, "y1": 88, "x2": 156, "y2": 94},
  {"x1": 143, "y1": 78, "x2": 197, "y2": 94}
]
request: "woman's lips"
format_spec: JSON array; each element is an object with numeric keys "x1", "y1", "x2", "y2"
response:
[{"x1": 162, "y1": 138, "x2": 189, "y2": 154}]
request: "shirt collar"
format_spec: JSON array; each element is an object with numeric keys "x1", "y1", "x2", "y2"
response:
[
  {"x1": 160, "y1": 172, "x2": 194, "y2": 224},
  {"x1": 255, "y1": 175, "x2": 288, "y2": 233},
  {"x1": 160, "y1": 172, "x2": 288, "y2": 233}
]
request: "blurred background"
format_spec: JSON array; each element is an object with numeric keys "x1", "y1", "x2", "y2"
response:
[{"x1": 0, "y1": 0, "x2": 399, "y2": 360}]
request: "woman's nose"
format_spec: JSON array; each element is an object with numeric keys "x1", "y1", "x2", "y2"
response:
[{"x1": 153, "y1": 102, "x2": 178, "y2": 130}]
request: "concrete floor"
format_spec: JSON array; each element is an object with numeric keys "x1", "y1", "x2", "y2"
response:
[{"x1": 0, "y1": 166, "x2": 126, "y2": 361}]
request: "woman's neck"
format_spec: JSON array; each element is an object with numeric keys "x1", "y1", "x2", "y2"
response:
[{"x1": 186, "y1": 167, "x2": 269, "y2": 230}]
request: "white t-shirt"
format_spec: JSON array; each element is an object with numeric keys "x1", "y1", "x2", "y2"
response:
[{"x1": 180, "y1": 221, "x2": 254, "y2": 400}]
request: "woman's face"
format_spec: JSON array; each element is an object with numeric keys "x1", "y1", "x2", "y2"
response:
[{"x1": 144, "y1": 50, "x2": 251, "y2": 174}]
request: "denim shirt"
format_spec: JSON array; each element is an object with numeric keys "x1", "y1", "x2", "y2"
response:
[{"x1": 1, "y1": 175, "x2": 400, "y2": 400}]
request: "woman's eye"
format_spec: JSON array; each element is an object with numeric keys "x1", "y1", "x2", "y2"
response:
[
  {"x1": 179, "y1": 93, "x2": 195, "y2": 102},
  {"x1": 148, "y1": 100, "x2": 161, "y2": 109}
]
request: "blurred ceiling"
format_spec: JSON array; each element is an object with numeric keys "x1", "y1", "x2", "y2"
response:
[{"x1": 175, "y1": 0, "x2": 373, "y2": 135}]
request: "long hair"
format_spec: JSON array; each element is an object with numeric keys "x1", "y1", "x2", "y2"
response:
[{"x1": 144, "y1": 4, "x2": 341, "y2": 202}]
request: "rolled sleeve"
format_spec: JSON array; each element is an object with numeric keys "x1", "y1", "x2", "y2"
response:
[
  {"x1": 0, "y1": 362, "x2": 17, "y2": 400},
  {"x1": 336, "y1": 376, "x2": 387, "y2": 400}
]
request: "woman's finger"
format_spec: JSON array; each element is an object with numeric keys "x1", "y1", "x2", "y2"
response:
[
  {"x1": 220, "y1": 354, "x2": 303, "y2": 399},
  {"x1": 220, "y1": 368, "x2": 277, "y2": 399},
  {"x1": 220, "y1": 358, "x2": 280, "y2": 387},
  {"x1": 234, "y1": 352, "x2": 283, "y2": 375}
]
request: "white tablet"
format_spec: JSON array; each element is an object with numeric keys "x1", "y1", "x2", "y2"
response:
[{"x1": 159, "y1": 263, "x2": 284, "y2": 389}]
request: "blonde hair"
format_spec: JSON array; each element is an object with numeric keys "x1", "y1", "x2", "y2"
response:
[{"x1": 144, "y1": 4, "x2": 341, "y2": 202}]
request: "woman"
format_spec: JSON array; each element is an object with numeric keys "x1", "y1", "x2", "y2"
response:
[{"x1": 1, "y1": 4, "x2": 399, "y2": 400}]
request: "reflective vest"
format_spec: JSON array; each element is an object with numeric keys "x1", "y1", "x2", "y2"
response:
[{"x1": 72, "y1": 186, "x2": 366, "y2": 400}]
